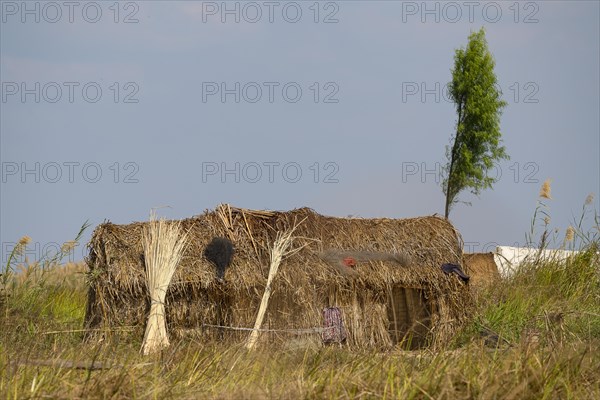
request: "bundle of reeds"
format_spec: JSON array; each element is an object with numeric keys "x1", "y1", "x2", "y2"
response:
[
  {"x1": 141, "y1": 214, "x2": 188, "y2": 355},
  {"x1": 246, "y1": 219, "x2": 309, "y2": 349}
]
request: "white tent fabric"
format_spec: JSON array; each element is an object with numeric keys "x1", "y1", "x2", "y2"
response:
[{"x1": 493, "y1": 246, "x2": 579, "y2": 278}]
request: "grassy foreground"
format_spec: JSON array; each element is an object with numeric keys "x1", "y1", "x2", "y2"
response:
[{"x1": 1, "y1": 245, "x2": 599, "y2": 399}]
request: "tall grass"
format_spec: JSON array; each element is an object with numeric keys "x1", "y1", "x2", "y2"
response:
[{"x1": 471, "y1": 188, "x2": 600, "y2": 348}]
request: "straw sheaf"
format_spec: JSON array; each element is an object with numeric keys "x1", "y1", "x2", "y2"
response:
[
  {"x1": 84, "y1": 204, "x2": 472, "y2": 348},
  {"x1": 463, "y1": 252, "x2": 501, "y2": 288}
]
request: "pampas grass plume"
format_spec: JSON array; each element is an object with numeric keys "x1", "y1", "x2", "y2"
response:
[{"x1": 539, "y1": 179, "x2": 552, "y2": 200}]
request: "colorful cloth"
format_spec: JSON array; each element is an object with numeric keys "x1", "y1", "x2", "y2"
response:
[
  {"x1": 322, "y1": 307, "x2": 347, "y2": 344},
  {"x1": 342, "y1": 257, "x2": 356, "y2": 268}
]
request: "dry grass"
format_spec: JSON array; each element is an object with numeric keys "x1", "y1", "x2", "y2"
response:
[
  {"x1": 463, "y1": 252, "x2": 501, "y2": 290},
  {"x1": 1, "y1": 248, "x2": 599, "y2": 399},
  {"x1": 1, "y1": 252, "x2": 599, "y2": 399},
  {"x1": 2, "y1": 336, "x2": 599, "y2": 399},
  {"x1": 246, "y1": 218, "x2": 309, "y2": 350},
  {"x1": 141, "y1": 214, "x2": 189, "y2": 355}
]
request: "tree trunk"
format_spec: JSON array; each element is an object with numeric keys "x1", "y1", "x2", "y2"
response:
[{"x1": 445, "y1": 102, "x2": 463, "y2": 219}]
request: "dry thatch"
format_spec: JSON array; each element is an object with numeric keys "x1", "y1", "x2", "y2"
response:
[
  {"x1": 463, "y1": 253, "x2": 501, "y2": 289},
  {"x1": 84, "y1": 205, "x2": 472, "y2": 349},
  {"x1": 140, "y1": 214, "x2": 189, "y2": 355}
]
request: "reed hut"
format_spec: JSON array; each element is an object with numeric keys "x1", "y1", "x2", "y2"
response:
[
  {"x1": 84, "y1": 205, "x2": 472, "y2": 349},
  {"x1": 463, "y1": 252, "x2": 501, "y2": 288}
]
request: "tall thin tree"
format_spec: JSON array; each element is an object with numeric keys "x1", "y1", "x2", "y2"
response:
[{"x1": 443, "y1": 28, "x2": 508, "y2": 218}]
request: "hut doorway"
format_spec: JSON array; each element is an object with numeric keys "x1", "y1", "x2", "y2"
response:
[{"x1": 387, "y1": 286, "x2": 432, "y2": 348}]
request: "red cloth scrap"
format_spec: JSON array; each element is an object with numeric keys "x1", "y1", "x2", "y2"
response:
[{"x1": 342, "y1": 257, "x2": 356, "y2": 268}]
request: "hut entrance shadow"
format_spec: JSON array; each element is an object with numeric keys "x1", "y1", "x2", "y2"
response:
[{"x1": 387, "y1": 286, "x2": 432, "y2": 349}]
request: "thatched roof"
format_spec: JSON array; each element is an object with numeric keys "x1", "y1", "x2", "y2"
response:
[
  {"x1": 463, "y1": 252, "x2": 501, "y2": 288},
  {"x1": 84, "y1": 204, "x2": 472, "y2": 348}
]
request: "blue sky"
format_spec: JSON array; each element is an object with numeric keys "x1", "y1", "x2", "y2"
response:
[{"x1": 1, "y1": 1, "x2": 599, "y2": 263}]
